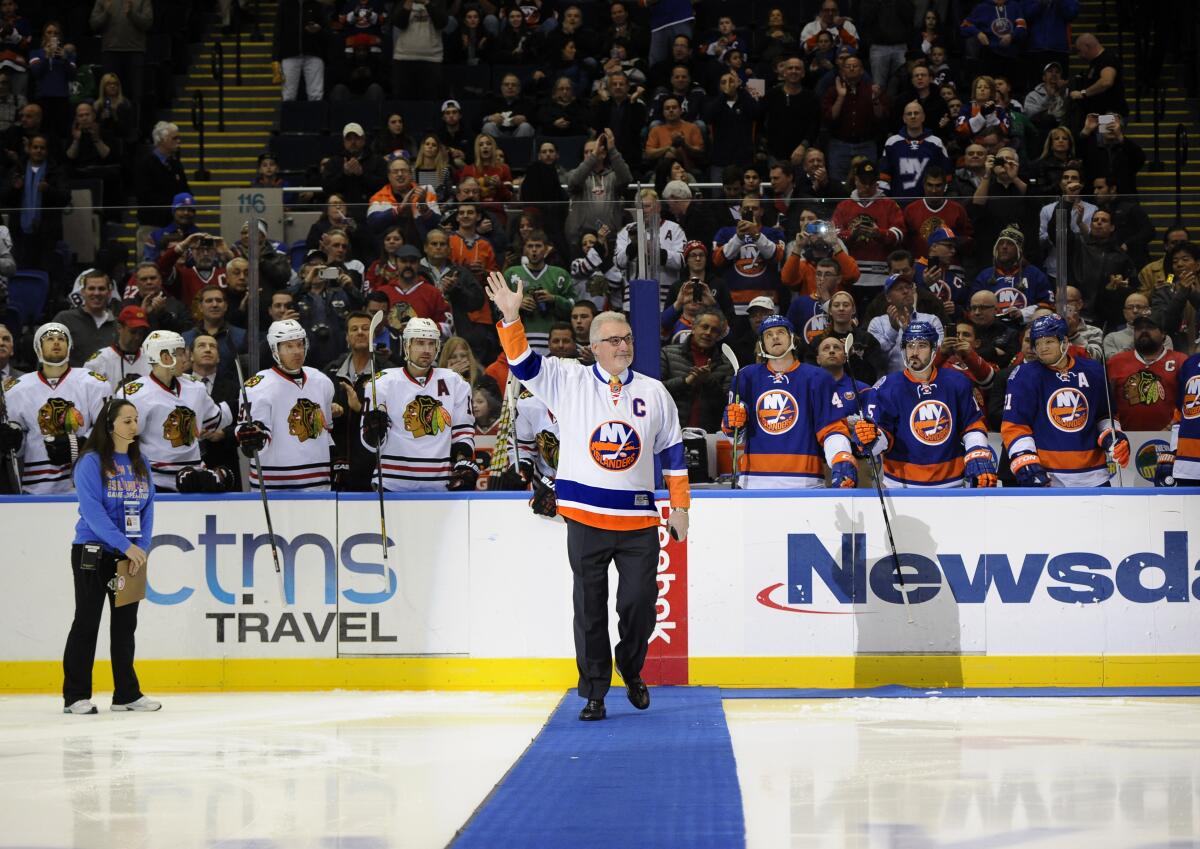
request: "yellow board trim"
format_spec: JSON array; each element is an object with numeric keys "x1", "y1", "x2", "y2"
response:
[{"x1": 3, "y1": 655, "x2": 1198, "y2": 694}]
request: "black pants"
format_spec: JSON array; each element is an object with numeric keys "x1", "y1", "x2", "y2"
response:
[
  {"x1": 62, "y1": 544, "x2": 142, "y2": 706},
  {"x1": 565, "y1": 519, "x2": 659, "y2": 700}
]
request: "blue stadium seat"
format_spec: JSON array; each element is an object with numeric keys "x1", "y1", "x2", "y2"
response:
[
  {"x1": 289, "y1": 240, "x2": 309, "y2": 271},
  {"x1": 496, "y1": 136, "x2": 535, "y2": 172},
  {"x1": 8, "y1": 269, "x2": 49, "y2": 328},
  {"x1": 279, "y1": 101, "x2": 328, "y2": 134},
  {"x1": 329, "y1": 98, "x2": 382, "y2": 134},
  {"x1": 271, "y1": 134, "x2": 328, "y2": 174},
  {"x1": 383, "y1": 100, "x2": 439, "y2": 136},
  {"x1": 443, "y1": 64, "x2": 490, "y2": 100}
]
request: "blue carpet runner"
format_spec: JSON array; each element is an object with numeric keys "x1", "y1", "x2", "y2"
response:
[
  {"x1": 450, "y1": 686, "x2": 745, "y2": 849},
  {"x1": 721, "y1": 685, "x2": 1200, "y2": 699}
]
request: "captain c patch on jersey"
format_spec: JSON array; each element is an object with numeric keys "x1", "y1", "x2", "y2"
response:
[
  {"x1": 287, "y1": 398, "x2": 327, "y2": 441},
  {"x1": 755, "y1": 390, "x2": 799, "y2": 435},
  {"x1": 589, "y1": 420, "x2": 641, "y2": 471},
  {"x1": 1046, "y1": 387, "x2": 1089, "y2": 432},
  {"x1": 909, "y1": 399, "x2": 953, "y2": 445},
  {"x1": 403, "y1": 395, "x2": 451, "y2": 437}
]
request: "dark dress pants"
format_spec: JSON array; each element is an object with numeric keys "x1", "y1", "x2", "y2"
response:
[
  {"x1": 62, "y1": 544, "x2": 143, "y2": 706},
  {"x1": 565, "y1": 518, "x2": 660, "y2": 700}
]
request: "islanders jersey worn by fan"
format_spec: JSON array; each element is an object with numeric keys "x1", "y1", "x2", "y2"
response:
[
  {"x1": 124, "y1": 374, "x2": 231, "y2": 490},
  {"x1": 711, "y1": 225, "x2": 786, "y2": 316},
  {"x1": 866, "y1": 367, "x2": 988, "y2": 487},
  {"x1": 971, "y1": 263, "x2": 1054, "y2": 322},
  {"x1": 498, "y1": 322, "x2": 689, "y2": 529},
  {"x1": 1001, "y1": 354, "x2": 1113, "y2": 487},
  {"x1": 86, "y1": 345, "x2": 150, "y2": 391},
  {"x1": 785, "y1": 296, "x2": 832, "y2": 346},
  {"x1": 1170, "y1": 354, "x2": 1200, "y2": 481},
  {"x1": 367, "y1": 366, "x2": 473, "y2": 491},
  {"x1": 723, "y1": 361, "x2": 853, "y2": 488},
  {"x1": 242, "y1": 366, "x2": 335, "y2": 491},
  {"x1": 4, "y1": 368, "x2": 110, "y2": 492},
  {"x1": 515, "y1": 387, "x2": 559, "y2": 480}
]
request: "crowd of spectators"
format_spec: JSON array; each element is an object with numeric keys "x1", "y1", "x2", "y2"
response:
[{"x1": 2, "y1": 0, "x2": 1198, "y2": 493}]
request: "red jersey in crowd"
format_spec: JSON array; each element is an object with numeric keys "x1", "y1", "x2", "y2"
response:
[
  {"x1": 1106, "y1": 348, "x2": 1188, "y2": 431},
  {"x1": 903, "y1": 198, "x2": 973, "y2": 258}
]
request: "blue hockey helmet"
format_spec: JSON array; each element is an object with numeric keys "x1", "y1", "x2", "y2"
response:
[
  {"x1": 1029, "y1": 313, "x2": 1068, "y2": 344},
  {"x1": 757, "y1": 313, "x2": 795, "y2": 338},
  {"x1": 901, "y1": 320, "x2": 939, "y2": 347}
]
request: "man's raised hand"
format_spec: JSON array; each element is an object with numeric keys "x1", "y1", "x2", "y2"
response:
[{"x1": 486, "y1": 270, "x2": 523, "y2": 323}]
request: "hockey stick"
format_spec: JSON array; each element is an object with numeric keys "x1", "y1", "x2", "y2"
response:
[
  {"x1": 720, "y1": 343, "x2": 741, "y2": 489},
  {"x1": 234, "y1": 356, "x2": 287, "y2": 606},
  {"x1": 486, "y1": 372, "x2": 520, "y2": 489},
  {"x1": 0, "y1": 375, "x2": 22, "y2": 492},
  {"x1": 843, "y1": 333, "x2": 913, "y2": 623},
  {"x1": 367, "y1": 310, "x2": 390, "y2": 592},
  {"x1": 1098, "y1": 351, "x2": 1124, "y2": 487}
]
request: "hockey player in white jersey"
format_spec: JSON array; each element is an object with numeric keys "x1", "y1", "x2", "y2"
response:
[
  {"x1": 0, "y1": 323, "x2": 110, "y2": 493},
  {"x1": 361, "y1": 317, "x2": 476, "y2": 492},
  {"x1": 84, "y1": 305, "x2": 151, "y2": 393},
  {"x1": 234, "y1": 320, "x2": 337, "y2": 491},
  {"x1": 123, "y1": 331, "x2": 233, "y2": 491},
  {"x1": 515, "y1": 387, "x2": 559, "y2": 481}
]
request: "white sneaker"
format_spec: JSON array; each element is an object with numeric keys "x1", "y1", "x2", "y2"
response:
[
  {"x1": 111, "y1": 696, "x2": 161, "y2": 712},
  {"x1": 64, "y1": 699, "x2": 98, "y2": 715}
]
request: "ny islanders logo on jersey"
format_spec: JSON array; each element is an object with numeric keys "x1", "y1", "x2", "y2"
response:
[
  {"x1": 589, "y1": 420, "x2": 641, "y2": 471},
  {"x1": 803, "y1": 313, "x2": 829, "y2": 344},
  {"x1": 994, "y1": 286, "x2": 1027, "y2": 313},
  {"x1": 1046, "y1": 387, "x2": 1089, "y2": 432},
  {"x1": 403, "y1": 395, "x2": 451, "y2": 438},
  {"x1": 37, "y1": 398, "x2": 83, "y2": 436},
  {"x1": 909, "y1": 399, "x2": 953, "y2": 445},
  {"x1": 1183, "y1": 375, "x2": 1200, "y2": 419},
  {"x1": 163, "y1": 406, "x2": 198, "y2": 447},
  {"x1": 755, "y1": 390, "x2": 799, "y2": 435},
  {"x1": 287, "y1": 399, "x2": 327, "y2": 441}
]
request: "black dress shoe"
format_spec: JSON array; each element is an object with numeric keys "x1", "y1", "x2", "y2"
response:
[
  {"x1": 625, "y1": 677, "x2": 650, "y2": 710},
  {"x1": 578, "y1": 699, "x2": 606, "y2": 721}
]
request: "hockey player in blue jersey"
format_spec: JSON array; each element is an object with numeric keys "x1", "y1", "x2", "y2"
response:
[
  {"x1": 815, "y1": 334, "x2": 871, "y2": 415},
  {"x1": 721, "y1": 315, "x2": 857, "y2": 488},
  {"x1": 853, "y1": 321, "x2": 997, "y2": 488},
  {"x1": 1155, "y1": 353, "x2": 1200, "y2": 487},
  {"x1": 1000, "y1": 313, "x2": 1130, "y2": 488}
]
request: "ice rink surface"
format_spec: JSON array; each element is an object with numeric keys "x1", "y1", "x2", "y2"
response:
[{"x1": 2, "y1": 691, "x2": 1199, "y2": 849}]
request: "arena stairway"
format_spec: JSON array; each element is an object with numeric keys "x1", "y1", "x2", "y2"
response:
[
  {"x1": 114, "y1": 6, "x2": 280, "y2": 258},
  {"x1": 1074, "y1": 0, "x2": 1200, "y2": 240}
]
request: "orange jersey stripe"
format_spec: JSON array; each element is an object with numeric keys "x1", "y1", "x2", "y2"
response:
[
  {"x1": 497, "y1": 320, "x2": 530, "y2": 363},
  {"x1": 1000, "y1": 421, "x2": 1033, "y2": 447},
  {"x1": 883, "y1": 457, "x2": 965, "y2": 483},
  {"x1": 816, "y1": 419, "x2": 851, "y2": 443},
  {"x1": 1177, "y1": 436, "x2": 1200, "y2": 457},
  {"x1": 1040, "y1": 447, "x2": 1105, "y2": 469},
  {"x1": 557, "y1": 505, "x2": 661, "y2": 531},
  {"x1": 741, "y1": 453, "x2": 824, "y2": 475},
  {"x1": 666, "y1": 474, "x2": 690, "y2": 509}
]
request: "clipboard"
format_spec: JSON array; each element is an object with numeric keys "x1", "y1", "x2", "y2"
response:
[{"x1": 113, "y1": 560, "x2": 147, "y2": 607}]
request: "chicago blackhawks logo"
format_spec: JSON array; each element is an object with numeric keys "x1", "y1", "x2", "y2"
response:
[
  {"x1": 37, "y1": 398, "x2": 84, "y2": 436},
  {"x1": 909, "y1": 399, "x2": 953, "y2": 445},
  {"x1": 1046, "y1": 387, "x2": 1089, "y2": 432},
  {"x1": 755, "y1": 390, "x2": 799, "y2": 435},
  {"x1": 3, "y1": 376, "x2": 18, "y2": 392},
  {"x1": 163, "y1": 406, "x2": 198, "y2": 448},
  {"x1": 536, "y1": 430, "x2": 560, "y2": 469},
  {"x1": 589, "y1": 420, "x2": 641, "y2": 470},
  {"x1": 1182, "y1": 375, "x2": 1200, "y2": 419},
  {"x1": 243, "y1": 374, "x2": 264, "y2": 389},
  {"x1": 1121, "y1": 371, "x2": 1165, "y2": 407},
  {"x1": 287, "y1": 399, "x2": 327, "y2": 441},
  {"x1": 402, "y1": 395, "x2": 451, "y2": 438}
]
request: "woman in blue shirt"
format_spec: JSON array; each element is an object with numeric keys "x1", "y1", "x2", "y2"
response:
[{"x1": 63, "y1": 399, "x2": 159, "y2": 715}]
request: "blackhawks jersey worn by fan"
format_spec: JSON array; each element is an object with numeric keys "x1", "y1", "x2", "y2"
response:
[
  {"x1": 1171, "y1": 355, "x2": 1200, "y2": 480},
  {"x1": 515, "y1": 388, "x2": 559, "y2": 480},
  {"x1": 831, "y1": 196, "x2": 906, "y2": 289},
  {"x1": 1106, "y1": 348, "x2": 1188, "y2": 432},
  {"x1": 4, "y1": 368, "x2": 110, "y2": 492},
  {"x1": 1001, "y1": 355, "x2": 1113, "y2": 487},
  {"x1": 711, "y1": 225, "x2": 786, "y2": 315},
  {"x1": 724, "y1": 361, "x2": 853, "y2": 488},
  {"x1": 125, "y1": 374, "x2": 231, "y2": 490},
  {"x1": 866, "y1": 367, "x2": 988, "y2": 487},
  {"x1": 499, "y1": 321, "x2": 690, "y2": 529},
  {"x1": 86, "y1": 345, "x2": 150, "y2": 391},
  {"x1": 242, "y1": 366, "x2": 335, "y2": 491},
  {"x1": 367, "y1": 366, "x2": 473, "y2": 491}
]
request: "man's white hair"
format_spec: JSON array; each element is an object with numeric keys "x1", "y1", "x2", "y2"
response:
[
  {"x1": 589, "y1": 311, "x2": 631, "y2": 345},
  {"x1": 152, "y1": 121, "x2": 178, "y2": 146}
]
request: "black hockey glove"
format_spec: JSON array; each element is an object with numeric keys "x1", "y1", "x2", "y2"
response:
[
  {"x1": 362, "y1": 409, "x2": 391, "y2": 449},
  {"x1": 176, "y1": 465, "x2": 231, "y2": 493},
  {"x1": 234, "y1": 420, "x2": 269, "y2": 457},
  {"x1": 447, "y1": 459, "x2": 480, "y2": 491},
  {"x1": 493, "y1": 459, "x2": 533, "y2": 491},
  {"x1": 529, "y1": 472, "x2": 557, "y2": 517},
  {"x1": 0, "y1": 421, "x2": 23, "y2": 453},
  {"x1": 44, "y1": 434, "x2": 79, "y2": 466}
]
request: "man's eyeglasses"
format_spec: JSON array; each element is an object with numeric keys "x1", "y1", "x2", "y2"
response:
[{"x1": 597, "y1": 334, "x2": 633, "y2": 347}]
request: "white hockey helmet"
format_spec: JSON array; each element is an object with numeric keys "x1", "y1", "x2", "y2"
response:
[
  {"x1": 267, "y1": 319, "x2": 308, "y2": 366},
  {"x1": 142, "y1": 330, "x2": 187, "y2": 368},
  {"x1": 402, "y1": 316, "x2": 441, "y2": 360},
  {"x1": 34, "y1": 322, "x2": 72, "y2": 367}
]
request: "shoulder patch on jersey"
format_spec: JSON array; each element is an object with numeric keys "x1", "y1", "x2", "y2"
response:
[
  {"x1": 243, "y1": 374, "x2": 264, "y2": 388},
  {"x1": 182, "y1": 373, "x2": 202, "y2": 382},
  {"x1": 88, "y1": 371, "x2": 109, "y2": 382},
  {"x1": 86, "y1": 350, "x2": 101, "y2": 361},
  {"x1": 519, "y1": 388, "x2": 533, "y2": 400},
  {"x1": 124, "y1": 382, "x2": 144, "y2": 395},
  {"x1": 2, "y1": 376, "x2": 18, "y2": 392}
]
